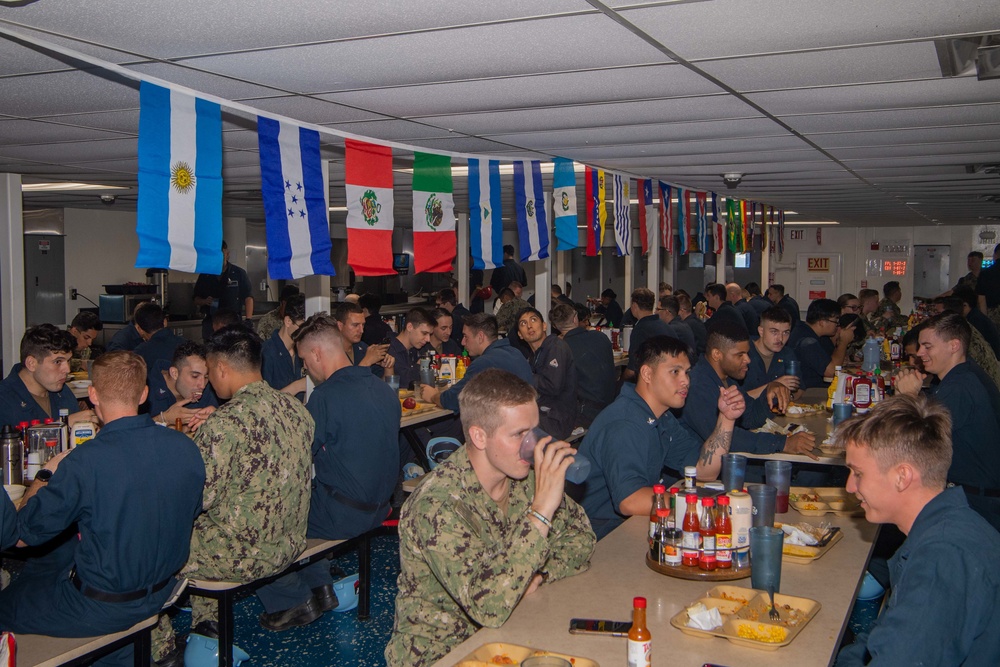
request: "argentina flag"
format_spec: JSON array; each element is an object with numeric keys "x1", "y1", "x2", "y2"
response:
[
  {"x1": 613, "y1": 173, "x2": 631, "y2": 256},
  {"x1": 513, "y1": 160, "x2": 549, "y2": 262},
  {"x1": 257, "y1": 117, "x2": 336, "y2": 279},
  {"x1": 469, "y1": 159, "x2": 503, "y2": 270},
  {"x1": 136, "y1": 81, "x2": 223, "y2": 273}
]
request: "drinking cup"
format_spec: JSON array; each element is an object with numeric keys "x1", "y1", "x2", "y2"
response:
[
  {"x1": 747, "y1": 484, "x2": 777, "y2": 527},
  {"x1": 786, "y1": 359, "x2": 800, "y2": 378},
  {"x1": 750, "y1": 526, "x2": 784, "y2": 593},
  {"x1": 385, "y1": 375, "x2": 400, "y2": 393},
  {"x1": 519, "y1": 427, "x2": 591, "y2": 485},
  {"x1": 833, "y1": 402, "x2": 854, "y2": 426},
  {"x1": 721, "y1": 454, "x2": 748, "y2": 492},
  {"x1": 765, "y1": 460, "x2": 793, "y2": 513}
]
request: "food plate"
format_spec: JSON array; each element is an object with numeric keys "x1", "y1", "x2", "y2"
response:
[
  {"x1": 670, "y1": 585, "x2": 821, "y2": 650},
  {"x1": 399, "y1": 398, "x2": 437, "y2": 417},
  {"x1": 775, "y1": 522, "x2": 844, "y2": 563},
  {"x1": 789, "y1": 487, "x2": 863, "y2": 517},
  {"x1": 69, "y1": 380, "x2": 92, "y2": 389},
  {"x1": 455, "y1": 642, "x2": 598, "y2": 666},
  {"x1": 785, "y1": 403, "x2": 825, "y2": 416},
  {"x1": 645, "y1": 552, "x2": 749, "y2": 581}
]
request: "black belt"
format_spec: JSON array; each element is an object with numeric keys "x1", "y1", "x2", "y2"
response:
[
  {"x1": 317, "y1": 482, "x2": 386, "y2": 514},
  {"x1": 951, "y1": 482, "x2": 1000, "y2": 499},
  {"x1": 70, "y1": 570, "x2": 172, "y2": 603}
]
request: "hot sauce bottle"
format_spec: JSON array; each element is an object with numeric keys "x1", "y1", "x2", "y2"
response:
[
  {"x1": 698, "y1": 497, "x2": 717, "y2": 571},
  {"x1": 681, "y1": 493, "x2": 700, "y2": 566},
  {"x1": 627, "y1": 596, "x2": 652, "y2": 667},
  {"x1": 715, "y1": 495, "x2": 733, "y2": 569}
]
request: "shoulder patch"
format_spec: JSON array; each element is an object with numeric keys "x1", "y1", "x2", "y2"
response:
[{"x1": 548, "y1": 358, "x2": 559, "y2": 368}]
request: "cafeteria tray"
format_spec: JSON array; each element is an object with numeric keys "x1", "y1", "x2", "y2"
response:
[
  {"x1": 399, "y1": 399, "x2": 438, "y2": 417},
  {"x1": 789, "y1": 486, "x2": 863, "y2": 517},
  {"x1": 455, "y1": 642, "x2": 599, "y2": 667},
  {"x1": 670, "y1": 584, "x2": 821, "y2": 650},
  {"x1": 776, "y1": 522, "x2": 844, "y2": 564},
  {"x1": 645, "y1": 552, "x2": 750, "y2": 581}
]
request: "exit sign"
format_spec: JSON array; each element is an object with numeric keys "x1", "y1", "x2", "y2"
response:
[
  {"x1": 808, "y1": 257, "x2": 830, "y2": 271},
  {"x1": 790, "y1": 229, "x2": 804, "y2": 240}
]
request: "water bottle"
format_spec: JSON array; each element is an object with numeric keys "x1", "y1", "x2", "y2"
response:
[{"x1": 861, "y1": 336, "x2": 880, "y2": 373}]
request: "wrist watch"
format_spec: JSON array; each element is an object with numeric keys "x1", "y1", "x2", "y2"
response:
[{"x1": 34, "y1": 469, "x2": 53, "y2": 483}]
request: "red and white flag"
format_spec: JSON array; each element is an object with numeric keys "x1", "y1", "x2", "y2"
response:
[{"x1": 345, "y1": 139, "x2": 394, "y2": 276}]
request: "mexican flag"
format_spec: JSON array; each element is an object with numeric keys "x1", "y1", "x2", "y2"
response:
[
  {"x1": 411, "y1": 152, "x2": 455, "y2": 273},
  {"x1": 345, "y1": 138, "x2": 394, "y2": 276}
]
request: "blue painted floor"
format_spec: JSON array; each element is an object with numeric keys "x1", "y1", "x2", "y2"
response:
[{"x1": 170, "y1": 530, "x2": 401, "y2": 667}]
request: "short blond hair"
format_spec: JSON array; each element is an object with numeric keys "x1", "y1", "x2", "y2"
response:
[
  {"x1": 92, "y1": 351, "x2": 147, "y2": 407},
  {"x1": 835, "y1": 394, "x2": 952, "y2": 488},
  {"x1": 458, "y1": 368, "x2": 537, "y2": 441}
]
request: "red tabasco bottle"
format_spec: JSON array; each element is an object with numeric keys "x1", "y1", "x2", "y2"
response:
[
  {"x1": 681, "y1": 493, "x2": 700, "y2": 566},
  {"x1": 715, "y1": 495, "x2": 733, "y2": 569},
  {"x1": 698, "y1": 497, "x2": 717, "y2": 571},
  {"x1": 627, "y1": 596, "x2": 652, "y2": 667}
]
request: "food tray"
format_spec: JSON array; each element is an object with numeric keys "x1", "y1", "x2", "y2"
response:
[
  {"x1": 784, "y1": 403, "x2": 826, "y2": 416},
  {"x1": 776, "y1": 523, "x2": 844, "y2": 564},
  {"x1": 646, "y1": 552, "x2": 749, "y2": 581},
  {"x1": 789, "y1": 486, "x2": 863, "y2": 517},
  {"x1": 455, "y1": 642, "x2": 599, "y2": 667},
  {"x1": 670, "y1": 584, "x2": 821, "y2": 650},
  {"x1": 399, "y1": 398, "x2": 437, "y2": 417}
]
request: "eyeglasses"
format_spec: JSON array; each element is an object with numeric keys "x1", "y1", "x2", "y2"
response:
[{"x1": 824, "y1": 318, "x2": 841, "y2": 326}]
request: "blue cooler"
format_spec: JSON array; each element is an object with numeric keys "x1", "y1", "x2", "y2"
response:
[{"x1": 848, "y1": 572, "x2": 885, "y2": 636}]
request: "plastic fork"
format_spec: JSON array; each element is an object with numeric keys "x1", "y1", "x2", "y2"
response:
[{"x1": 768, "y1": 586, "x2": 780, "y2": 621}]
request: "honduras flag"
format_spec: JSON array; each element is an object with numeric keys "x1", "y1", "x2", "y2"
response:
[
  {"x1": 257, "y1": 117, "x2": 336, "y2": 279},
  {"x1": 513, "y1": 160, "x2": 550, "y2": 262},
  {"x1": 136, "y1": 81, "x2": 223, "y2": 273},
  {"x1": 551, "y1": 157, "x2": 578, "y2": 251},
  {"x1": 469, "y1": 159, "x2": 503, "y2": 270}
]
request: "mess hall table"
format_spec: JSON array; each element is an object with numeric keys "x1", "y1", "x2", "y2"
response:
[
  {"x1": 741, "y1": 388, "x2": 847, "y2": 467},
  {"x1": 431, "y1": 514, "x2": 878, "y2": 667}
]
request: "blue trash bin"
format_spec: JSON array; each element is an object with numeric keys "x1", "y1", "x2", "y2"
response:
[{"x1": 848, "y1": 572, "x2": 885, "y2": 636}]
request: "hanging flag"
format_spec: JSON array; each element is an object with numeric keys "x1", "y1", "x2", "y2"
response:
[
  {"x1": 659, "y1": 182, "x2": 673, "y2": 252},
  {"x1": 746, "y1": 201, "x2": 756, "y2": 252},
  {"x1": 410, "y1": 152, "x2": 455, "y2": 274},
  {"x1": 726, "y1": 198, "x2": 738, "y2": 252},
  {"x1": 469, "y1": 158, "x2": 503, "y2": 270},
  {"x1": 612, "y1": 173, "x2": 631, "y2": 256},
  {"x1": 778, "y1": 209, "x2": 786, "y2": 255},
  {"x1": 676, "y1": 187, "x2": 689, "y2": 255},
  {"x1": 638, "y1": 179, "x2": 655, "y2": 255},
  {"x1": 257, "y1": 118, "x2": 336, "y2": 280},
  {"x1": 739, "y1": 200, "x2": 749, "y2": 253},
  {"x1": 345, "y1": 139, "x2": 394, "y2": 276},
  {"x1": 552, "y1": 157, "x2": 578, "y2": 251},
  {"x1": 513, "y1": 160, "x2": 550, "y2": 262},
  {"x1": 695, "y1": 192, "x2": 709, "y2": 254},
  {"x1": 711, "y1": 193, "x2": 723, "y2": 254},
  {"x1": 584, "y1": 167, "x2": 606, "y2": 256},
  {"x1": 136, "y1": 81, "x2": 223, "y2": 273},
  {"x1": 762, "y1": 205, "x2": 772, "y2": 251}
]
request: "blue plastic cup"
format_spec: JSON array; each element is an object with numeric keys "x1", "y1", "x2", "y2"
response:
[
  {"x1": 750, "y1": 526, "x2": 784, "y2": 593},
  {"x1": 833, "y1": 402, "x2": 854, "y2": 426},
  {"x1": 722, "y1": 454, "x2": 748, "y2": 492},
  {"x1": 519, "y1": 427, "x2": 591, "y2": 485}
]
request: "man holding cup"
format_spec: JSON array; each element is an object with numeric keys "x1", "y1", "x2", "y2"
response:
[
  {"x1": 836, "y1": 395, "x2": 1000, "y2": 666},
  {"x1": 741, "y1": 307, "x2": 802, "y2": 400},
  {"x1": 386, "y1": 368, "x2": 595, "y2": 667}
]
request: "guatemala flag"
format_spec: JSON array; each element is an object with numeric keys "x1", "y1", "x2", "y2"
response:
[
  {"x1": 469, "y1": 159, "x2": 503, "y2": 270},
  {"x1": 513, "y1": 160, "x2": 550, "y2": 262},
  {"x1": 257, "y1": 117, "x2": 336, "y2": 279},
  {"x1": 136, "y1": 81, "x2": 223, "y2": 273},
  {"x1": 551, "y1": 157, "x2": 578, "y2": 251}
]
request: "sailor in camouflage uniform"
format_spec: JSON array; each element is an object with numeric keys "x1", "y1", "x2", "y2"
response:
[
  {"x1": 385, "y1": 369, "x2": 596, "y2": 667},
  {"x1": 153, "y1": 325, "x2": 314, "y2": 664}
]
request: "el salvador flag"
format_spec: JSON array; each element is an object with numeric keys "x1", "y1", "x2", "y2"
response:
[
  {"x1": 469, "y1": 159, "x2": 503, "y2": 270},
  {"x1": 257, "y1": 117, "x2": 336, "y2": 279},
  {"x1": 513, "y1": 160, "x2": 549, "y2": 262},
  {"x1": 136, "y1": 81, "x2": 223, "y2": 273}
]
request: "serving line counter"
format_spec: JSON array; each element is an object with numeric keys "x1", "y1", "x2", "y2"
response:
[{"x1": 432, "y1": 513, "x2": 878, "y2": 667}]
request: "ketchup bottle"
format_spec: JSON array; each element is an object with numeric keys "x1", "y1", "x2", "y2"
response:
[
  {"x1": 698, "y1": 497, "x2": 717, "y2": 571},
  {"x1": 715, "y1": 495, "x2": 733, "y2": 569},
  {"x1": 681, "y1": 493, "x2": 700, "y2": 566}
]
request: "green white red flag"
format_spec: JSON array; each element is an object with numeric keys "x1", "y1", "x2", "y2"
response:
[{"x1": 411, "y1": 152, "x2": 455, "y2": 273}]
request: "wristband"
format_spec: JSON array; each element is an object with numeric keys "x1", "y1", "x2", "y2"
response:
[{"x1": 528, "y1": 508, "x2": 553, "y2": 530}]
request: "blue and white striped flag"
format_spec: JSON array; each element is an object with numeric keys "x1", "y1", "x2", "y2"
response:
[
  {"x1": 469, "y1": 159, "x2": 503, "y2": 270},
  {"x1": 613, "y1": 173, "x2": 631, "y2": 256},
  {"x1": 513, "y1": 160, "x2": 550, "y2": 262},
  {"x1": 257, "y1": 117, "x2": 336, "y2": 279},
  {"x1": 552, "y1": 157, "x2": 578, "y2": 251},
  {"x1": 136, "y1": 81, "x2": 223, "y2": 273}
]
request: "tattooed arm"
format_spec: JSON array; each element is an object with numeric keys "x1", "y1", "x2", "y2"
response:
[{"x1": 695, "y1": 385, "x2": 744, "y2": 480}]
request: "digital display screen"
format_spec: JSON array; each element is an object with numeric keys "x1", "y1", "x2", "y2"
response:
[{"x1": 882, "y1": 260, "x2": 907, "y2": 276}]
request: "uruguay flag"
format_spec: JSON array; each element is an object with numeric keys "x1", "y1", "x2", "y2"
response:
[
  {"x1": 513, "y1": 160, "x2": 550, "y2": 262},
  {"x1": 136, "y1": 81, "x2": 223, "y2": 273},
  {"x1": 469, "y1": 159, "x2": 503, "y2": 270},
  {"x1": 257, "y1": 117, "x2": 336, "y2": 279}
]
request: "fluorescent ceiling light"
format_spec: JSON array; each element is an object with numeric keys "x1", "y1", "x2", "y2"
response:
[
  {"x1": 328, "y1": 206, "x2": 348, "y2": 212},
  {"x1": 22, "y1": 181, "x2": 130, "y2": 192}
]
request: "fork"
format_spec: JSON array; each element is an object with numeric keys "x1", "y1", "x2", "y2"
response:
[{"x1": 767, "y1": 586, "x2": 781, "y2": 621}]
